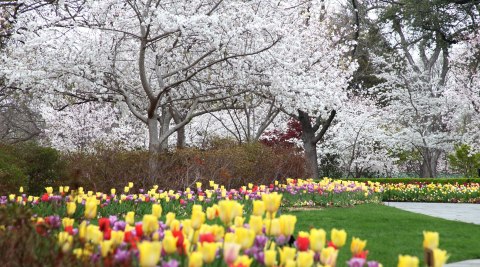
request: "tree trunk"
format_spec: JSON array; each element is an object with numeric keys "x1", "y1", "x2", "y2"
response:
[
  {"x1": 147, "y1": 116, "x2": 160, "y2": 185},
  {"x1": 176, "y1": 125, "x2": 186, "y2": 149},
  {"x1": 158, "y1": 107, "x2": 172, "y2": 152},
  {"x1": 298, "y1": 110, "x2": 319, "y2": 178},
  {"x1": 419, "y1": 148, "x2": 441, "y2": 178}
]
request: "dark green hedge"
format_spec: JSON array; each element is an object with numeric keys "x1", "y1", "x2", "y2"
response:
[{"x1": 339, "y1": 178, "x2": 480, "y2": 184}]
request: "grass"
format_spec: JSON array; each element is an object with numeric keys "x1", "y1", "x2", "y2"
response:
[{"x1": 289, "y1": 204, "x2": 480, "y2": 266}]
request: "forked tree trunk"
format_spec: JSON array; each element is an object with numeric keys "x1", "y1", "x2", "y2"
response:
[
  {"x1": 419, "y1": 148, "x2": 441, "y2": 178},
  {"x1": 297, "y1": 109, "x2": 336, "y2": 179}
]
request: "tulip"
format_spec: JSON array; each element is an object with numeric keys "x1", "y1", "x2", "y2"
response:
[
  {"x1": 152, "y1": 204, "x2": 162, "y2": 219},
  {"x1": 45, "y1": 187, "x2": 53, "y2": 194},
  {"x1": 128, "y1": 182, "x2": 134, "y2": 188},
  {"x1": 223, "y1": 242, "x2": 241, "y2": 265},
  {"x1": 142, "y1": 214, "x2": 159, "y2": 236},
  {"x1": 86, "y1": 224, "x2": 103, "y2": 244},
  {"x1": 285, "y1": 260, "x2": 296, "y2": 267},
  {"x1": 233, "y1": 255, "x2": 253, "y2": 267},
  {"x1": 191, "y1": 211, "x2": 206, "y2": 230},
  {"x1": 279, "y1": 215, "x2": 297, "y2": 236},
  {"x1": 423, "y1": 231, "x2": 439, "y2": 250},
  {"x1": 296, "y1": 231, "x2": 310, "y2": 251},
  {"x1": 79, "y1": 221, "x2": 87, "y2": 241},
  {"x1": 124, "y1": 186, "x2": 130, "y2": 193},
  {"x1": 111, "y1": 230, "x2": 124, "y2": 247},
  {"x1": 163, "y1": 231, "x2": 178, "y2": 254},
  {"x1": 19, "y1": 186, "x2": 23, "y2": 193},
  {"x1": 58, "y1": 231, "x2": 73, "y2": 253},
  {"x1": 189, "y1": 251, "x2": 204, "y2": 267},
  {"x1": 265, "y1": 218, "x2": 281, "y2": 236},
  {"x1": 279, "y1": 246, "x2": 296, "y2": 265},
  {"x1": 126, "y1": 211, "x2": 135, "y2": 226},
  {"x1": 433, "y1": 249, "x2": 449, "y2": 267},
  {"x1": 398, "y1": 255, "x2": 419, "y2": 267},
  {"x1": 206, "y1": 207, "x2": 217, "y2": 220},
  {"x1": 192, "y1": 204, "x2": 202, "y2": 213},
  {"x1": 198, "y1": 242, "x2": 218, "y2": 263},
  {"x1": 62, "y1": 217, "x2": 74, "y2": 228},
  {"x1": 110, "y1": 188, "x2": 116, "y2": 195},
  {"x1": 66, "y1": 202, "x2": 76, "y2": 217},
  {"x1": 100, "y1": 240, "x2": 113, "y2": 257},
  {"x1": 252, "y1": 200, "x2": 266, "y2": 216},
  {"x1": 218, "y1": 200, "x2": 243, "y2": 226},
  {"x1": 264, "y1": 250, "x2": 277, "y2": 267},
  {"x1": 309, "y1": 228, "x2": 326, "y2": 252},
  {"x1": 331, "y1": 228, "x2": 347, "y2": 248},
  {"x1": 234, "y1": 227, "x2": 256, "y2": 249},
  {"x1": 84, "y1": 197, "x2": 98, "y2": 220},
  {"x1": 234, "y1": 216, "x2": 245, "y2": 228},
  {"x1": 262, "y1": 193, "x2": 282, "y2": 215},
  {"x1": 138, "y1": 241, "x2": 161, "y2": 267},
  {"x1": 248, "y1": 215, "x2": 263, "y2": 235},
  {"x1": 351, "y1": 237, "x2": 367, "y2": 255},
  {"x1": 166, "y1": 212, "x2": 176, "y2": 227},
  {"x1": 297, "y1": 251, "x2": 315, "y2": 267},
  {"x1": 320, "y1": 247, "x2": 338, "y2": 266}
]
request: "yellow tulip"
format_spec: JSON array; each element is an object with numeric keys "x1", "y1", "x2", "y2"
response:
[
  {"x1": 297, "y1": 251, "x2": 315, "y2": 267},
  {"x1": 110, "y1": 188, "x2": 116, "y2": 195},
  {"x1": 279, "y1": 215, "x2": 297, "y2": 236},
  {"x1": 198, "y1": 242, "x2": 218, "y2": 263},
  {"x1": 100, "y1": 240, "x2": 113, "y2": 257},
  {"x1": 285, "y1": 259, "x2": 296, "y2": 267},
  {"x1": 79, "y1": 221, "x2": 87, "y2": 241},
  {"x1": 218, "y1": 200, "x2": 243, "y2": 226},
  {"x1": 279, "y1": 246, "x2": 296, "y2": 265},
  {"x1": 124, "y1": 186, "x2": 130, "y2": 193},
  {"x1": 62, "y1": 218, "x2": 74, "y2": 228},
  {"x1": 138, "y1": 241, "x2": 162, "y2": 267},
  {"x1": 233, "y1": 255, "x2": 253, "y2": 267},
  {"x1": 19, "y1": 186, "x2": 23, "y2": 193},
  {"x1": 234, "y1": 216, "x2": 245, "y2": 228},
  {"x1": 142, "y1": 214, "x2": 159, "y2": 236},
  {"x1": 66, "y1": 202, "x2": 76, "y2": 216},
  {"x1": 206, "y1": 207, "x2": 217, "y2": 220},
  {"x1": 309, "y1": 228, "x2": 326, "y2": 252},
  {"x1": 398, "y1": 255, "x2": 419, "y2": 267},
  {"x1": 331, "y1": 228, "x2": 347, "y2": 248},
  {"x1": 189, "y1": 251, "x2": 204, "y2": 267},
  {"x1": 248, "y1": 215, "x2": 263, "y2": 235},
  {"x1": 86, "y1": 225, "x2": 103, "y2": 244},
  {"x1": 170, "y1": 219, "x2": 181, "y2": 231},
  {"x1": 191, "y1": 211, "x2": 206, "y2": 230},
  {"x1": 234, "y1": 227, "x2": 256, "y2": 249},
  {"x1": 262, "y1": 193, "x2": 282, "y2": 215},
  {"x1": 162, "y1": 231, "x2": 178, "y2": 254},
  {"x1": 126, "y1": 211, "x2": 135, "y2": 226},
  {"x1": 151, "y1": 204, "x2": 162, "y2": 218},
  {"x1": 128, "y1": 182, "x2": 134, "y2": 188},
  {"x1": 252, "y1": 200, "x2": 266, "y2": 216},
  {"x1": 58, "y1": 231, "x2": 73, "y2": 253},
  {"x1": 264, "y1": 250, "x2": 277, "y2": 267},
  {"x1": 166, "y1": 212, "x2": 176, "y2": 227},
  {"x1": 320, "y1": 247, "x2": 338, "y2": 266},
  {"x1": 351, "y1": 237, "x2": 367, "y2": 255},
  {"x1": 192, "y1": 204, "x2": 203, "y2": 213},
  {"x1": 423, "y1": 231, "x2": 439, "y2": 250},
  {"x1": 84, "y1": 197, "x2": 98, "y2": 220},
  {"x1": 433, "y1": 249, "x2": 449, "y2": 267},
  {"x1": 45, "y1": 187, "x2": 53, "y2": 194},
  {"x1": 265, "y1": 218, "x2": 281, "y2": 236},
  {"x1": 111, "y1": 230, "x2": 124, "y2": 247}
]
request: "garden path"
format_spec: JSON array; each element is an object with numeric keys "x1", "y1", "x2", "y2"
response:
[{"x1": 383, "y1": 202, "x2": 480, "y2": 267}]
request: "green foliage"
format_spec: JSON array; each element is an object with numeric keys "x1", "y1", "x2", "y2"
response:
[
  {"x1": 339, "y1": 177, "x2": 480, "y2": 184},
  {"x1": 448, "y1": 144, "x2": 480, "y2": 178},
  {"x1": 0, "y1": 148, "x2": 28, "y2": 194},
  {"x1": 318, "y1": 153, "x2": 343, "y2": 178},
  {"x1": 0, "y1": 143, "x2": 66, "y2": 195}
]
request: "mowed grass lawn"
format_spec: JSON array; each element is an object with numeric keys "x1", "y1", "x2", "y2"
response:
[{"x1": 290, "y1": 204, "x2": 480, "y2": 266}]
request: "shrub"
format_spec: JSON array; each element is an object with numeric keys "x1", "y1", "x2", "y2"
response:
[
  {"x1": 0, "y1": 146, "x2": 27, "y2": 194},
  {"x1": 448, "y1": 144, "x2": 480, "y2": 178}
]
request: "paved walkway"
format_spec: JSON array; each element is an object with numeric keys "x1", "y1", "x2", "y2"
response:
[
  {"x1": 384, "y1": 202, "x2": 480, "y2": 267},
  {"x1": 383, "y1": 202, "x2": 480, "y2": 225}
]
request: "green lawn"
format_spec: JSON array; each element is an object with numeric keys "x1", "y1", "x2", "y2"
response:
[{"x1": 290, "y1": 204, "x2": 480, "y2": 266}]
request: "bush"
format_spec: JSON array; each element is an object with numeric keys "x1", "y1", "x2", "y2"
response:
[
  {"x1": 448, "y1": 144, "x2": 480, "y2": 178},
  {"x1": 0, "y1": 143, "x2": 66, "y2": 195},
  {"x1": 62, "y1": 141, "x2": 306, "y2": 192},
  {"x1": 0, "y1": 147, "x2": 27, "y2": 194},
  {"x1": 339, "y1": 177, "x2": 480, "y2": 184}
]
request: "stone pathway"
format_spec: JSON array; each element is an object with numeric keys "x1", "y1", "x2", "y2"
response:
[
  {"x1": 383, "y1": 202, "x2": 480, "y2": 267},
  {"x1": 383, "y1": 202, "x2": 480, "y2": 225}
]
